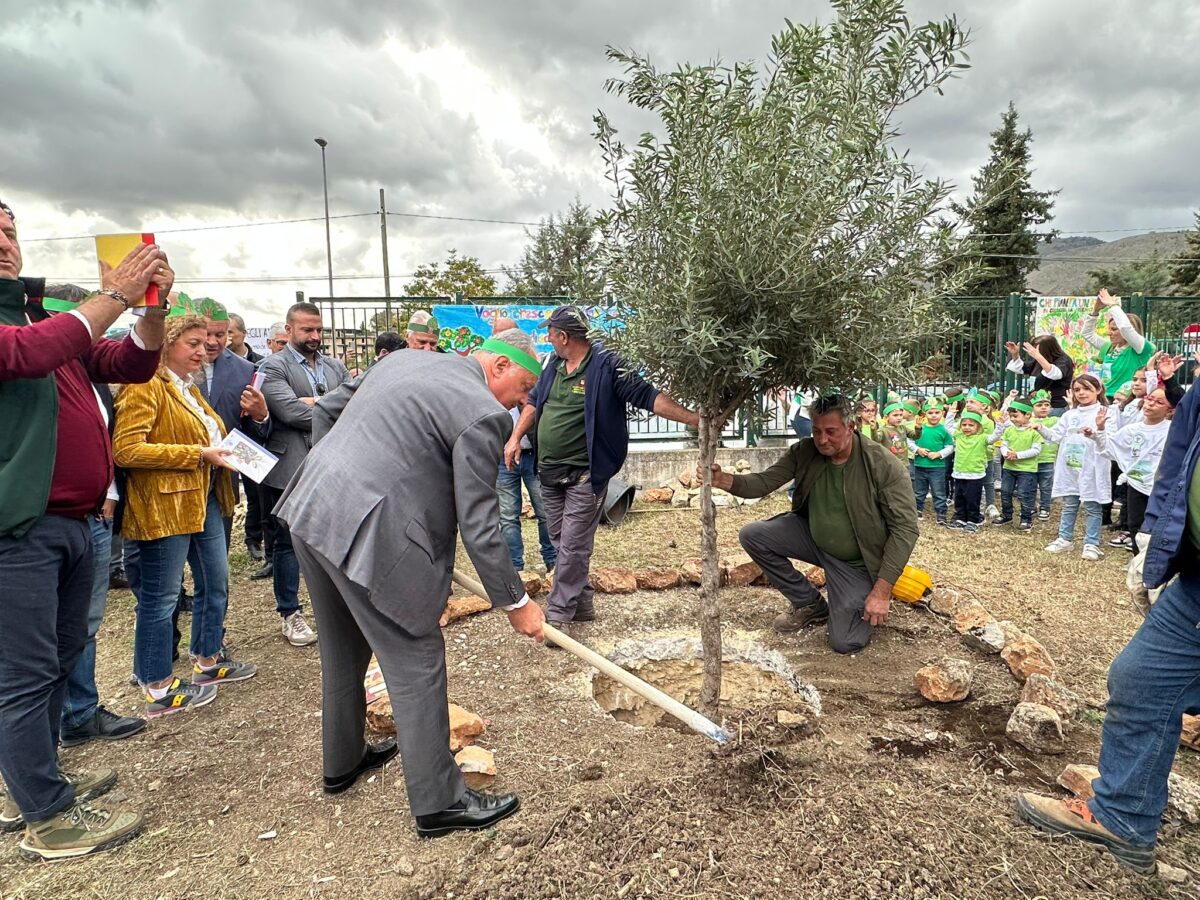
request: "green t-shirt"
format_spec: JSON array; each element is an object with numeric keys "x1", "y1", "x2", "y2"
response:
[
  {"x1": 537, "y1": 351, "x2": 591, "y2": 467},
  {"x1": 953, "y1": 430, "x2": 990, "y2": 477},
  {"x1": 913, "y1": 422, "x2": 953, "y2": 468},
  {"x1": 1001, "y1": 424, "x2": 1042, "y2": 473},
  {"x1": 1097, "y1": 339, "x2": 1155, "y2": 398},
  {"x1": 1188, "y1": 457, "x2": 1200, "y2": 554},
  {"x1": 1032, "y1": 416, "x2": 1059, "y2": 464},
  {"x1": 807, "y1": 461, "x2": 866, "y2": 569}
]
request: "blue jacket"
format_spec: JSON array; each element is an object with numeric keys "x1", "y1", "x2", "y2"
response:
[
  {"x1": 528, "y1": 341, "x2": 660, "y2": 495},
  {"x1": 1143, "y1": 378, "x2": 1200, "y2": 587}
]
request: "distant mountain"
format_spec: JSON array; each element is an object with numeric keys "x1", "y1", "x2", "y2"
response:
[{"x1": 1028, "y1": 231, "x2": 1187, "y2": 295}]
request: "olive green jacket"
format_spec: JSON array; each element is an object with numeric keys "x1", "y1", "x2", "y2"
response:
[{"x1": 728, "y1": 434, "x2": 919, "y2": 584}]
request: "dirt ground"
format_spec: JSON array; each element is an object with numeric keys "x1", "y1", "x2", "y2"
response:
[{"x1": 2, "y1": 493, "x2": 1197, "y2": 899}]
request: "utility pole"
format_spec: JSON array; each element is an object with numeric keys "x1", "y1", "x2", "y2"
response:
[
  {"x1": 314, "y1": 137, "x2": 336, "y2": 358},
  {"x1": 380, "y1": 187, "x2": 392, "y2": 327}
]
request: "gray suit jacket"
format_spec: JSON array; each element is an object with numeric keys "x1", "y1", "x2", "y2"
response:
[
  {"x1": 259, "y1": 348, "x2": 350, "y2": 489},
  {"x1": 274, "y1": 351, "x2": 524, "y2": 636}
]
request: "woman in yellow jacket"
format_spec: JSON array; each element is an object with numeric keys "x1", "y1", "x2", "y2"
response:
[{"x1": 114, "y1": 314, "x2": 256, "y2": 718}]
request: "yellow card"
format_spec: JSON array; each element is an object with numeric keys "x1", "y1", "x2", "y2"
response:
[{"x1": 94, "y1": 232, "x2": 159, "y2": 306}]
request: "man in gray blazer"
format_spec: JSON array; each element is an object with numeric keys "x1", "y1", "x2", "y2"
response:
[
  {"x1": 275, "y1": 329, "x2": 545, "y2": 837},
  {"x1": 259, "y1": 301, "x2": 350, "y2": 647}
]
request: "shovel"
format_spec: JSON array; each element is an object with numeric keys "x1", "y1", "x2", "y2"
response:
[{"x1": 451, "y1": 568, "x2": 730, "y2": 745}]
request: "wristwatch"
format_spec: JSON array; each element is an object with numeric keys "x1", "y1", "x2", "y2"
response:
[{"x1": 95, "y1": 289, "x2": 131, "y2": 310}]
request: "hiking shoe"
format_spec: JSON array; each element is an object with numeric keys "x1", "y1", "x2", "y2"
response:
[
  {"x1": 772, "y1": 602, "x2": 829, "y2": 633},
  {"x1": 144, "y1": 678, "x2": 218, "y2": 719},
  {"x1": 192, "y1": 652, "x2": 257, "y2": 686},
  {"x1": 282, "y1": 611, "x2": 318, "y2": 646},
  {"x1": 2, "y1": 768, "x2": 118, "y2": 834},
  {"x1": 1016, "y1": 793, "x2": 1155, "y2": 874},
  {"x1": 60, "y1": 706, "x2": 146, "y2": 748},
  {"x1": 19, "y1": 800, "x2": 144, "y2": 862},
  {"x1": 572, "y1": 600, "x2": 596, "y2": 623},
  {"x1": 1044, "y1": 538, "x2": 1074, "y2": 554},
  {"x1": 1038, "y1": 509, "x2": 1051, "y2": 520},
  {"x1": 1082, "y1": 545, "x2": 1104, "y2": 562}
]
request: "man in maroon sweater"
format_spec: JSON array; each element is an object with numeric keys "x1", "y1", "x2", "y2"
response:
[{"x1": 0, "y1": 198, "x2": 173, "y2": 861}]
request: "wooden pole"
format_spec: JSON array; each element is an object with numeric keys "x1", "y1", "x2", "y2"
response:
[{"x1": 451, "y1": 569, "x2": 729, "y2": 745}]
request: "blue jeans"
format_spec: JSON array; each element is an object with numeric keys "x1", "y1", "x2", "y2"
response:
[
  {"x1": 1090, "y1": 572, "x2": 1200, "y2": 847},
  {"x1": 1057, "y1": 495, "x2": 1102, "y2": 546},
  {"x1": 1036, "y1": 462, "x2": 1055, "y2": 513},
  {"x1": 132, "y1": 492, "x2": 229, "y2": 684},
  {"x1": 262, "y1": 484, "x2": 301, "y2": 618},
  {"x1": 984, "y1": 457, "x2": 997, "y2": 506},
  {"x1": 497, "y1": 456, "x2": 555, "y2": 571},
  {"x1": 61, "y1": 516, "x2": 113, "y2": 728},
  {"x1": 912, "y1": 464, "x2": 948, "y2": 517},
  {"x1": 1000, "y1": 468, "x2": 1037, "y2": 524}
]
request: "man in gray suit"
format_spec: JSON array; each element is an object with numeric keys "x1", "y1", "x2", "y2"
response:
[
  {"x1": 275, "y1": 329, "x2": 545, "y2": 837},
  {"x1": 259, "y1": 301, "x2": 350, "y2": 648}
]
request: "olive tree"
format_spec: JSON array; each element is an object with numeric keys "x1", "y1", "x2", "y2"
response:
[{"x1": 594, "y1": 0, "x2": 980, "y2": 714}]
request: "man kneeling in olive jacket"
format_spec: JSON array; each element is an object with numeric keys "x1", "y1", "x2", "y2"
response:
[{"x1": 704, "y1": 394, "x2": 919, "y2": 653}]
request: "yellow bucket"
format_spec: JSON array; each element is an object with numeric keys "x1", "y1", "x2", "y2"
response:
[{"x1": 891, "y1": 565, "x2": 934, "y2": 603}]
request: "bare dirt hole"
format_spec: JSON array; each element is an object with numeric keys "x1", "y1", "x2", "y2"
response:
[{"x1": 591, "y1": 636, "x2": 821, "y2": 728}]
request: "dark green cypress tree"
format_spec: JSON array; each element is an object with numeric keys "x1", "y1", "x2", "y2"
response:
[
  {"x1": 1169, "y1": 212, "x2": 1200, "y2": 293},
  {"x1": 953, "y1": 103, "x2": 1058, "y2": 295}
]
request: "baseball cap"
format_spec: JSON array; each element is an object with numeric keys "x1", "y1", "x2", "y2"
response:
[{"x1": 538, "y1": 304, "x2": 589, "y2": 337}]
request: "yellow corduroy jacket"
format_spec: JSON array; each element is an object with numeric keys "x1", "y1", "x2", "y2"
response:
[{"x1": 113, "y1": 370, "x2": 236, "y2": 542}]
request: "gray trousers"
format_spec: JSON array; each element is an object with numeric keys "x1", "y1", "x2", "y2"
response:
[
  {"x1": 541, "y1": 477, "x2": 607, "y2": 623},
  {"x1": 739, "y1": 512, "x2": 873, "y2": 655},
  {"x1": 293, "y1": 538, "x2": 464, "y2": 817}
]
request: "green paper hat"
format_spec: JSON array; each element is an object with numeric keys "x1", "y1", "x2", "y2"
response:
[
  {"x1": 960, "y1": 410, "x2": 984, "y2": 425},
  {"x1": 476, "y1": 337, "x2": 541, "y2": 376},
  {"x1": 1010, "y1": 399, "x2": 1034, "y2": 414},
  {"x1": 882, "y1": 402, "x2": 903, "y2": 417},
  {"x1": 886, "y1": 391, "x2": 900, "y2": 403},
  {"x1": 167, "y1": 292, "x2": 197, "y2": 317},
  {"x1": 981, "y1": 389, "x2": 1001, "y2": 406},
  {"x1": 1031, "y1": 389, "x2": 1051, "y2": 403},
  {"x1": 407, "y1": 317, "x2": 439, "y2": 334},
  {"x1": 925, "y1": 400, "x2": 945, "y2": 411},
  {"x1": 1116, "y1": 380, "x2": 1134, "y2": 395}
]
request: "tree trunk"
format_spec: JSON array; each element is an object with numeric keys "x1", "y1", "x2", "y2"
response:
[{"x1": 696, "y1": 411, "x2": 723, "y2": 717}]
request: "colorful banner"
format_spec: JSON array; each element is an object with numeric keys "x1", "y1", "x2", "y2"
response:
[
  {"x1": 1034, "y1": 296, "x2": 1101, "y2": 375},
  {"x1": 432, "y1": 304, "x2": 622, "y2": 356}
]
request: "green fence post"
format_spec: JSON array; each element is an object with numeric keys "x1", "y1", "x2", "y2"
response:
[
  {"x1": 1128, "y1": 292, "x2": 1149, "y2": 335},
  {"x1": 1001, "y1": 293, "x2": 1025, "y2": 392}
]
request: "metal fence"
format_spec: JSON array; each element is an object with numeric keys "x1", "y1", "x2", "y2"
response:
[{"x1": 311, "y1": 293, "x2": 1200, "y2": 443}]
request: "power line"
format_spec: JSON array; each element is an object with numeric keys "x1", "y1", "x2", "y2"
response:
[
  {"x1": 21, "y1": 213, "x2": 379, "y2": 243},
  {"x1": 386, "y1": 211, "x2": 542, "y2": 227},
  {"x1": 37, "y1": 267, "x2": 516, "y2": 286}
]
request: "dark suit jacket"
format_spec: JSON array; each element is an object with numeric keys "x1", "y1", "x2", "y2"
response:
[{"x1": 198, "y1": 348, "x2": 271, "y2": 500}]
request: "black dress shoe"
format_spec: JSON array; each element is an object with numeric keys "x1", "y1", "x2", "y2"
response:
[
  {"x1": 250, "y1": 562, "x2": 274, "y2": 580},
  {"x1": 60, "y1": 706, "x2": 147, "y2": 748},
  {"x1": 109, "y1": 569, "x2": 130, "y2": 591},
  {"x1": 246, "y1": 541, "x2": 265, "y2": 562},
  {"x1": 415, "y1": 789, "x2": 521, "y2": 838},
  {"x1": 323, "y1": 739, "x2": 399, "y2": 795}
]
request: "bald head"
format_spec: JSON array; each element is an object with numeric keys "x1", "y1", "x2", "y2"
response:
[{"x1": 492, "y1": 316, "x2": 518, "y2": 335}]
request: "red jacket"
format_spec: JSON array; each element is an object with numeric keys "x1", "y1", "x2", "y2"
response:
[{"x1": 0, "y1": 305, "x2": 161, "y2": 520}]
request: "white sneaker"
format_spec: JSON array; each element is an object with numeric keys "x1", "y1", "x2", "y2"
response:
[
  {"x1": 282, "y1": 611, "x2": 318, "y2": 646},
  {"x1": 1082, "y1": 545, "x2": 1104, "y2": 562},
  {"x1": 1044, "y1": 538, "x2": 1075, "y2": 554},
  {"x1": 986, "y1": 504, "x2": 1000, "y2": 520}
]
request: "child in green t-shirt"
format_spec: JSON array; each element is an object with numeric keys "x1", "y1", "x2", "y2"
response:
[
  {"x1": 949, "y1": 411, "x2": 990, "y2": 531},
  {"x1": 1030, "y1": 389, "x2": 1059, "y2": 519},
  {"x1": 912, "y1": 401, "x2": 954, "y2": 523},
  {"x1": 997, "y1": 397, "x2": 1044, "y2": 530}
]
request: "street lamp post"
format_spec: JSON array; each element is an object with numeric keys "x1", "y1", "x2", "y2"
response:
[{"x1": 314, "y1": 137, "x2": 333, "y2": 298}]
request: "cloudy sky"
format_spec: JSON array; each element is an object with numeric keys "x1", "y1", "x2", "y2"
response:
[{"x1": 3, "y1": 0, "x2": 1199, "y2": 326}]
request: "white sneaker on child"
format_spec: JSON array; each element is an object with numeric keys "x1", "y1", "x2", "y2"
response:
[
  {"x1": 1081, "y1": 545, "x2": 1104, "y2": 561},
  {"x1": 1044, "y1": 538, "x2": 1075, "y2": 554},
  {"x1": 986, "y1": 504, "x2": 1000, "y2": 521}
]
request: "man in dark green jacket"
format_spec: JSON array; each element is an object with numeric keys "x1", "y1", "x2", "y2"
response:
[{"x1": 705, "y1": 394, "x2": 919, "y2": 654}]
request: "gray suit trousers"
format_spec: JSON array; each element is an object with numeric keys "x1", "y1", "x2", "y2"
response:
[
  {"x1": 738, "y1": 512, "x2": 873, "y2": 655},
  {"x1": 293, "y1": 538, "x2": 465, "y2": 817}
]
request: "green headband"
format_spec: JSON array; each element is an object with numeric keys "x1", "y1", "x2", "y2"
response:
[
  {"x1": 1117, "y1": 380, "x2": 1134, "y2": 395},
  {"x1": 883, "y1": 402, "x2": 903, "y2": 417},
  {"x1": 901, "y1": 401, "x2": 920, "y2": 415},
  {"x1": 1031, "y1": 390, "x2": 1050, "y2": 403},
  {"x1": 944, "y1": 390, "x2": 964, "y2": 403},
  {"x1": 982, "y1": 390, "x2": 1000, "y2": 406},
  {"x1": 1010, "y1": 400, "x2": 1033, "y2": 414},
  {"x1": 960, "y1": 411, "x2": 984, "y2": 425},
  {"x1": 478, "y1": 337, "x2": 541, "y2": 376},
  {"x1": 926, "y1": 401, "x2": 944, "y2": 411},
  {"x1": 407, "y1": 318, "x2": 439, "y2": 334},
  {"x1": 42, "y1": 297, "x2": 79, "y2": 312}
]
